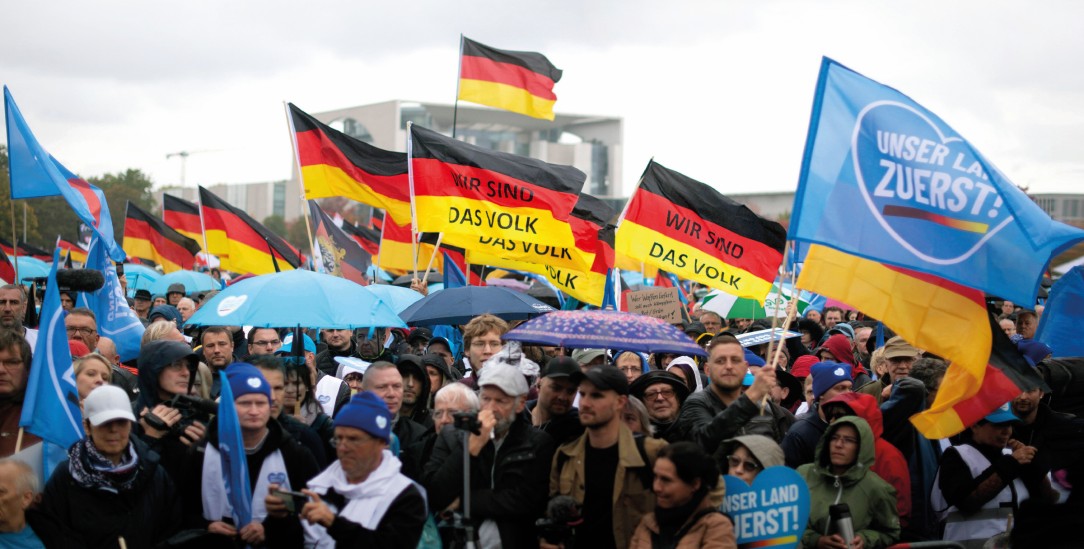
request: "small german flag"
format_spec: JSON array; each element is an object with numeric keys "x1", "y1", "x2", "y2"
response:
[
  {"x1": 341, "y1": 222, "x2": 380, "y2": 257},
  {"x1": 376, "y1": 217, "x2": 439, "y2": 274},
  {"x1": 458, "y1": 37, "x2": 562, "y2": 121},
  {"x1": 0, "y1": 238, "x2": 52, "y2": 262},
  {"x1": 162, "y1": 194, "x2": 204, "y2": 248},
  {"x1": 289, "y1": 104, "x2": 412, "y2": 226},
  {"x1": 199, "y1": 186, "x2": 300, "y2": 274},
  {"x1": 616, "y1": 160, "x2": 786, "y2": 301},
  {"x1": 123, "y1": 202, "x2": 201, "y2": 273},
  {"x1": 56, "y1": 239, "x2": 88, "y2": 266},
  {"x1": 409, "y1": 124, "x2": 582, "y2": 247},
  {"x1": 0, "y1": 244, "x2": 15, "y2": 284}
]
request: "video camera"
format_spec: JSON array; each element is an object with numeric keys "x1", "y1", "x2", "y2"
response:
[{"x1": 536, "y1": 495, "x2": 582, "y2": 546}]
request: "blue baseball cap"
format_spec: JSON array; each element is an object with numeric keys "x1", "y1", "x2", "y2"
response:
[{"x1": 983, "y1": 402, "x2": 1021, "y2": 425}]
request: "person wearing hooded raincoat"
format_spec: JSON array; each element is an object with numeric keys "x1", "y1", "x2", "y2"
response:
[
  {"x1": 798, "y1": 416, "x2": 900, "y2": 549},
  {"x1": 821, "y1": 392, "x2": 912, "y2": 529}
]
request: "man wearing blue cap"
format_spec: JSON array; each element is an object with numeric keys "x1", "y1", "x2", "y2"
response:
[
  {"x1": 781, "y1": 361, "x2": 853, "y2": 468},
  {"x1": 189, "y1": 363, "x2": 320, "y2": 547},
  {"x1": 266, "y1": 391, "x2": 427, "y2": 547},
  {"x1": 932, "y1": 402, "x2": 1053, "y2": 546}
]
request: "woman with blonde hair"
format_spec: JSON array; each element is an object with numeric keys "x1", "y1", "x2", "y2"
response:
[{"x1": 74, "y1": 353, "x2": 113, "y2": 401}]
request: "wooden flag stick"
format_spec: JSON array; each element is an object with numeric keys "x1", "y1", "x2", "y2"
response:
[{"x1": 420, "y1": 233, "x2": 444, "y2": 283}]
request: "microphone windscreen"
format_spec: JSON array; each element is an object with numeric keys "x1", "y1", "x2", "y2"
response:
[{"x1": 55, "y1": 269, "x2": 106, "y2": 293}]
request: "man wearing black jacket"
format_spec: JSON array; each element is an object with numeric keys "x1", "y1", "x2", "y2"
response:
[{"x1": 424, "y1": 361, "x2": 555, "y2": 547}]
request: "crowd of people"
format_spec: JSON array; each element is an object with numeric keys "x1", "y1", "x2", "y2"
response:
[{"x1": 0, "y1": 278, "x2": 1080, "y2": 549}]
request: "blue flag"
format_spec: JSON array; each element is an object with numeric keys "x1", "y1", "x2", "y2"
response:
[
  {"x1": 4, "y1": 86, "x2": 126, "y2": 262},
  {"x1": 442, "y1": 252, "x2": 467, "y2": 289},
  {"x1": 1034, "y1": 267, "x2": 1084, "y2": 358},
  {"x1": 217, "y1": 370, "x2": 253, "y2": 527},
  {"x1": 19, "y1": 248, "x2": 83, "y2": 449},
  {"x1": 601, "y1": 268, "x2": 619, "y2": 311},
  {"x1": 82, "y1": 236, "x2": 145, "y2": 362},
  {"x1": 789, "y1": 58, "x2": 1084, "y2": 306}
]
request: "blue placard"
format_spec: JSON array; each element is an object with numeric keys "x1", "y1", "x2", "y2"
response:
[{"x1": 722, "y1": 466, "x2": 810, "y2": 548}]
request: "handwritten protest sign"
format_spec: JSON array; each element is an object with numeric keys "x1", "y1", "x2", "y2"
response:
[
  {"x1": 625, "y1": 287, "x2": 682, "y2": 323},
  {"x1": 722, "y1": 466, "x2": 810, "y2": 549}
]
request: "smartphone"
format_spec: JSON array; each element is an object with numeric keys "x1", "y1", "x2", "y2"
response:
[{"x1": 273, "y1": 489, "x2": 310, "y2": 513}]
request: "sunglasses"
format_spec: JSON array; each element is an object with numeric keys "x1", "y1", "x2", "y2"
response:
[{"x1": 726, "y1": 455, "x2": 762, "y2": 473}]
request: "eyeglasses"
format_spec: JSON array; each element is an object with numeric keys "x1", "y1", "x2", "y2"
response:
[
  {"x1": 252, "y1": 339, "x2": 281, "y2": 347},
  {"x1": 643, "y1": 388, "x2": 676, "y2": 400},
  {"x1": 0, "y1": 358, "x2": 24, "y2": 370},
  {"x1": 727, "y1": 455, "x2": 762, "y2": 473},
  {"x1": 830, "y1": 434, "x2": 859, "y2": 446},
  {"x1": 331, "y1": 433, "x2": 377, "y2": 448},
  {"x1": 66, "y1": 327, "x2": 97, "y2": 336},
  {"x1": 470, "y1": 340, "x2": 502, "y2": 350}
]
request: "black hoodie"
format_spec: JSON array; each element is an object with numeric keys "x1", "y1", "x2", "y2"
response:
[{"x1": 397, "y1": 354, "x2": 433, "y2": 429}]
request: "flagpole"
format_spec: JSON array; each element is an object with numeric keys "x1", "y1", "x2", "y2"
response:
[
  {"x1": 420, "y1": 232, "x2": 443, "y2": 283},
  {"x1": 406, "y1": 122, "x2": 419, "y2": 280},
  {"x1": 452, "y1": 34, "x2": 464, "y2": 139},
  {"x1": 10, "y1": 202, "x2": 19, "y2": 284},
  {"x1": 282, "y1": 101, "x2": 318, "y2": 264},
  {"x1": 375, "y1": 212, "x2": 386, "y2": 281},
  {"x1": 765, "y1": 242, "x2": 792, "y2": 368},
  {"x1": 195, "y1": 189, "x2": 212, "y2": 265}
]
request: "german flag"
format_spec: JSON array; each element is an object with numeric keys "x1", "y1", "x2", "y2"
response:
[
  {"x1": 377, "y1": 217, "x2": 439, "y2": 274},
  {"x1": 56, "y1": 239, "x2": 88, "y2": 266},
  {"x1": 616, "y1": 160, "x2": 786, "y2": 300},
  {"x1": 458, "y1": 37, "x2": 562, "y2": 121},
  {"x1": 418, "y1": 233, "x2": 487, "y2": 285},
  {"x1": 0, "y1": 238, "x2": 52, "y2": 262},
  {"x1": 289, "y1": 104, "x2": 412, "y2": 226},
  {"x1": 797, "y1": 244, "x2": 1043, "y2": 438},
  {"x1": 0, "y1": 245, "x2": 14, "y2": 284},
  {"x1": 410, "y1": 124, "x2": 582, "y2": 247},
  {"x1": 122, "y1": 202, "x2": 201, "y2": 273},
  {"x1": 309, "y1": 201, "x2": 371, "y2": 286},
  {"x1": 162, "y1": 194, "x2": 204, "y2": 248},
  {"x1": 369, "y1": 208, "x2": 384, "y2": 232},
  {"x1": 199, "y1": 186, "x2": 300, "y2": 274},
  {"x1": 341, "y1": 222, "x2": 380, "y2": 257}
]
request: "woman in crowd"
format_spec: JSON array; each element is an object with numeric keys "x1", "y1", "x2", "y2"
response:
[
  {"x1": 722, "y1": 435, "x2": 785, "y2": 485},
  {"x1": 74, "y1": 353, "x2": 113, "y2": 401},
  {"x1": 41, "y1": 385, "x2": 182, "y2": 547},
  {"x1": 799, "y1": 416, "x2": 900, "y2": 549},
  {"x1": 623, "y1": 396, "x2": 654, "y2": 436},
  {"x1": 614, "y1": 350, "x2": 649, "y2": 384},
  {"x1": 666, "y1": 356, "x2": 704, "y2": 395},
  {"x1": 630, "y1": 441, "x2": 736, "y2": 548},
  {"x1": 283, "y1": 363, "x2": 335, "y2": 445}
]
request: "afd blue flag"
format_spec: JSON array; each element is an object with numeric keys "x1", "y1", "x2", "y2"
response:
[
  {"x1": 217, "y1": 371, "x2": 253, "y2": 527},
  {"x1": 601, "y1": 268, "x2": 619, "y2": 311},
  {"x1": 442, "y1": 252, "x2": 467, "y2": 289},
  {"x1": 83, "y1": 236, "x2": 145, "y2": 362},
  {"x1": 19, "y1": 249, "x2": 83, "y2": 449},
  {"x1": 1035, "y1": 267, "x2": 1084, "y2": 358},
  {"x1": 789, "y1": 59, "x2": 1084, "y2": 306},
  {"x1": 4, "y1": 87, "x2": 126, "y2": 262}
]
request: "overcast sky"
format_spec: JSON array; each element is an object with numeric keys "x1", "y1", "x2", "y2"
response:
[{"x1": 3, "y1": 0, "x2": 1082, "y2": 201}]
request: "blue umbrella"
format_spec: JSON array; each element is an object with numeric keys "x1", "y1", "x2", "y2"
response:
[
  {"x1": 186, "y1": 269, "x2": 406, "y2": 329},
  {"x1": 14, "y1": 257, "x2": 50, "y2": 282},
  {"x1": 150, "y1": 270, "x2": 219, "y2": 295},
  {"x1": 398, "y1": 286, "x2": 555, "y2": 326},
  {"x1": 504, "y1": 309, "x2": 707, "y2": 357},
  {"x1": 123, "y1": 263, "x2": 160, "y2": 295},
  {"x1": 364, "y1": 284, "x2": 425, "y2": 313}
]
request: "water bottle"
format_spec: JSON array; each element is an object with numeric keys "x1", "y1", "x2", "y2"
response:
[{"x1": 829, "y1": 503, "x2": 855, "y2": 549}]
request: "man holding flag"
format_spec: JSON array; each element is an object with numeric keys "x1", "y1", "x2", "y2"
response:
[{"x1": 189, "y1": 362, "x2": 319, "y2": 547}]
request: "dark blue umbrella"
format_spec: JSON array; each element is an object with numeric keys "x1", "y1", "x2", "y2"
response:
[
  {"x1": 503, "y1": 309, "x2": 707, "y2": 357},
  {"x1": 398, "y1": 286, "x2": 555, "y2": 326}
]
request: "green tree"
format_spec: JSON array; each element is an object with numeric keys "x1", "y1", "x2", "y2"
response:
[
  {"x1": 286, "y1": 218, "x2": 312, "y2": 257},
  {"x1": 24, "y1": 168, "x2": 157, "y2": 247},
  {"x1": 0, "y1": 146, "x2": 42, "y2": 245},
  {"x1": 262, "y1": 214, "x2": 287, "y2": 237}
]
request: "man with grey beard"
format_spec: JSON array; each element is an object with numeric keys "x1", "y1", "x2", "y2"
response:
[{"x1": 422, "y1": 362, "x2": 555, "y2": 548}]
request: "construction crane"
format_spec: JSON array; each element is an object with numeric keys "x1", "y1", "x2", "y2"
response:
[{"x1": 165, "y1": 149, "x2": 220, "y2": 186}]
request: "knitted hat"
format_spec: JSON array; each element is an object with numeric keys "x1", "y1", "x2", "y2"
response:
[
  {"x1": 334, "y1": 391, "x2": 392, "y2": 442},
  {"x1": 791, "y1": 355, "x2": 819, "y2": 379},
  {"x1": 225, "y1": 362, "x2": 271, "y2": 402},
  {"x1": 811, "y1": 361, "x2": 853, "y2": 400}
]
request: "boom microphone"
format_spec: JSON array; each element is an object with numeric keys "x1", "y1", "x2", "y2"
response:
[{"x1": 56, "y1": 269, "x2": 106, "y2": 293}]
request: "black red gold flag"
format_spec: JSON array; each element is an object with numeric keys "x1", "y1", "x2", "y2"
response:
[
  {"x1": 458, "y1": 37, "x2": 562, "y2": 121},
  {"x1": 123, "y1": 201, "x2": 201, "y2": 273},
  {"x1": 199, "y1": 186, "x2": 300, "y2": 275}
]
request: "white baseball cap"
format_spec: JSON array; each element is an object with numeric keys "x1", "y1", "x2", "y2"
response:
[{"x1": 83, "y1": 385, "x2": 137, "y2": 426}]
